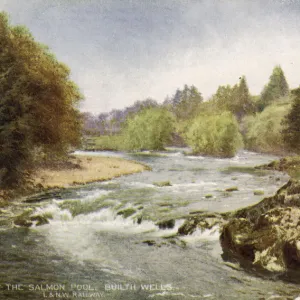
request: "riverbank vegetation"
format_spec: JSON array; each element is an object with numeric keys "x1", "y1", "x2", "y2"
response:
[
  {"x1": 122, "y1": 107, "x2": 174, "y2": 151},
  {"x1": 0, "y1": 13, "x2": 83, "y2": 193},
  {"x1": 243, "y1": 103, "x2": 289, "y2": 154},
  {"x1": 184, "y1": 112, "x2": 243, "y2": 157},
  {"x1": 257, "y1": 156, "x2": 300, "y2": 180},
  {"x1": 83, "y1": 64, "x2": 299, "y2": 159}
]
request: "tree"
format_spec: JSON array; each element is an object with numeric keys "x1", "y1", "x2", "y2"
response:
[
  {"x1": 211, "y1": 84, "x2": 236, "y2": 112},
  {"x1": 282, "y1": 87, "x2": 300, "y2": 153},
  {"x1": 244, "y1": 104, "x2": 288, "y2": 154},
  {"x1": 168, "y1": 85, "x2": 203, "y2": 120},
  {"x1": 235, "y1": 76, "x2": 255, "y2": 120},
  {"x1": 122, "y1": 107, "x2": 174, "y2": 151},
  {"x1": 184, "y1": 112, "x2": 243, "y2": 158},
  {"x1": 259, "y1": 65, "x2": 289, "y2": 111},
  {"x1": 0, "y1": 13, "x2": 83, "y2": 189},
  {"x1": 212, "y1": 76, "x2": 254, "y2": 120}
]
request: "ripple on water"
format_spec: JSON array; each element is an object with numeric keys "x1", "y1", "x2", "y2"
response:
[{"x1": 1, "y1": 149, "x2": 298, "y2": 300}]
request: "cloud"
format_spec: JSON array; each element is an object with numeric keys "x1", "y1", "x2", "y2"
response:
[{"x1": 1, "y1": 0, "x2": 300, "y2": 113}]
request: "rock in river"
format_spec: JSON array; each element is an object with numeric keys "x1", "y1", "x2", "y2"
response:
[
  {"x1": 156, "y1": 219, "x2": 175, "y2": 229},
  {"x1": 178, "y1": 212, "x2": 225, "y2": 235},
  {"x1": 220, "y1": 179, "x2": 300, "y2": 273}
]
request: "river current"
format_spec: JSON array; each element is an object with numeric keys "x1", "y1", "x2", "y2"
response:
[{"x1": 1, "y1": 148, "x2": 300, "y2": 300}]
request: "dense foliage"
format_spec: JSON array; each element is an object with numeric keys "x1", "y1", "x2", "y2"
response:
[
  {"x1": 163, "y1": 85, "x2": 203, "y2": 120},
  {"x1": 282, "y1": 88, "x2": 300, "y2": 153},
  {"x1": 0, "y1": 13, "x2": 83, "y2": 188},
  {"x1": 82, "y1": 63, "x2": 297, "y2": 157},
  {"x1": 243, "y1": 104, "x2": 289, "y2": 154},
  {"x1": 122, "y1": 107, "x2": 174, "y2": 151},
  {"x1": 211, "y1": 76, "x2": 255, "y2": 120},
  {"x1": 184, "y1": 112, "x2": 243, "y2": 157},
  {"x1": 258, "y1": 65, "x2": 289, "y2": 111},
  {"x1": 84, "y1": 135, "x2": 124, "y2": 151}
]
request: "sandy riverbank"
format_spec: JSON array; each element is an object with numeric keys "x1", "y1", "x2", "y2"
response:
[{"x1": 34, "y1": 155, "x2": 149, "y2": 189}]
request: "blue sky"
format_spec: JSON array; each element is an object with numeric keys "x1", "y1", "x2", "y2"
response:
[{"x1": 1, "y1": 0, "x2": 300, "y2": 113}]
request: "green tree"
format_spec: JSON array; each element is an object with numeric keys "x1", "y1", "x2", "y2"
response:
[
  {"x1": 122, "y1": 107, "x2": 174, "y2": 151},
  {"x1": 168, "y1": 85, "x2": 203, "y2": 120},
  {"x1": 0, "y1": 13, "x2": 83, "y2": 189},
  {"x1": 184, "y1": 112, "x2": 243, "y2": 158},
  {"x1": 244, "y1": 104, "x2": 289, "y2": 154},
  {"x1": 235, "y1": 76, "x2": 255, "y2": 120},
  {"x1": 282, "y1": 87, "x2": 300, "y2": 153},
  {"x1": 212, "y1": 76, "x2": 254, "y2": 120},
  {"x1": 259, "y1": 65, "x2": 289, "y2": 111},
  {"x1": 211, "y1": 85, "x2": 236, "y2": 112}
]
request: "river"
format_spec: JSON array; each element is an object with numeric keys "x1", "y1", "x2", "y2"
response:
[{"x1": 1, "y1": 148, "x2": 300, "y2": 300}]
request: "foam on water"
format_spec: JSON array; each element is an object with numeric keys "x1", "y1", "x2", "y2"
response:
[
  {"x1": 33, "y1": 203, "x2": 73, "y2": 221},
  {"x1": 180, "y1": 226, "x2": 220, "y2": 244},
  {"x1": 34, "y1": 205, "x2": 157, "y2": 273},
  {"x1": 172, "y1": 182, "x2": 217, "y2": 188},
  {"x1": 163, "y1": 152, "x2": 183, "y2": 157},
  {"x1": 171, "y1": 182, "x2": 217, "y2": 191},
  {"x1": 73, "y1": 150, "x2": 124, "y2": 158},
  {"x1": 99, "y1": 180, "x2": 118, "y2": 185},
  {"x1": 186, "y1": 155, "x2": 205, "y2": 160},
  {"x1": 150, "y1": 219, "x2": 185, "y2": 238},
  {"x1": 72, "y1": 208, "x2": 158, "y2": 234},
  {"x1": 34, "y1": 202, "x2": 158, "y2": 234},
  {"x1": 126, "y1": 181, "x2": 156, "y2": 188},
  {"x1": 76, "y1": 189, "x2": 112, "y2": 201}
]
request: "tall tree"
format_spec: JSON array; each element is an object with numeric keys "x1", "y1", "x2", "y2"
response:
[
  {"x1": 0, "y1": 13, "x2": 83, "y2": 189},
  {"x1": 169, "y1": 85, "x2": 203, "y2": 120},
  {"x1": 211, "y1": 84, "x2": 236, "y2": 112},
  {"x1": 282, "y1": 87, "x2": 300, "y2": 153},
  {"x1": 212, "y1": 77, "x2": 254, "y2": 120},
  {"x1": 259, "y1": 65, "x2": 289, "y2": 111},
  {"x1": 234, "y1": 76, "x2": 255, "y2": 120}
]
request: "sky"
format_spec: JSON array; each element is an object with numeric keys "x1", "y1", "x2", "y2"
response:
[{"x1": 0, "y1": 0, "x2": 300, "y2": 113}]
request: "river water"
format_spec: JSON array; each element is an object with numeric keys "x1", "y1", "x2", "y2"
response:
[{"x1": 1, "y1": 148, "x2": 300, "y2": 300}]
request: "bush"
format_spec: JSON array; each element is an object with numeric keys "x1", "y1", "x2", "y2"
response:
[
  {"x1": 184, "y1": 111, "x2": 243, "y2": 157},
  {"x1": 122, "y1": 107, "x2": 174, "y2": 151},
  {"x1": 282, "y1": 88, "x2": 300, "y2": 153},
  {"x1": 83, "y1": 135, "x2": 124, "y2": 151},
  {"x1": 243, "y1": 104, "x2": 289, "y2": 154}
]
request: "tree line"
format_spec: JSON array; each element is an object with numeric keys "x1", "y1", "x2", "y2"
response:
[{"x1": 84, "y1": 64, "x2": 299, "y2": 157}]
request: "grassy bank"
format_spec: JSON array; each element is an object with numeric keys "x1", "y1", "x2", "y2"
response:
[
  {"x1": 257, "y1": 156, "x2": 300, "y2": 179},
  {"x1": 0, "y1": 155, "x2": 149, "y2": 207},
  {"x1": 34, "y1": 154, "x2": 149, "y2": 188}
]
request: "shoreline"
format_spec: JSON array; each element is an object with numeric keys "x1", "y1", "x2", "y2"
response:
[
  {"x1": 34, "y1": 154, "x2": 150, "y2": 189},
  {"x1": 0, "y1": 154, "x2": 150, "y2": 207},
  {"x1": 178, "y1": 154, "x2": 300, "y2": 276},
  {"x1": 217, "y1": 156, "x2": 300, "y2": 275}
]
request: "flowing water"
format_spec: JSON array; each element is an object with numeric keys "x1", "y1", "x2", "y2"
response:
[{"x1": 1, "y1": 148, "x2": 300, "y2": 300}]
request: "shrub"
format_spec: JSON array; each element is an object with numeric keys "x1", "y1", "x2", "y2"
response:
[
  {"x1": 122, "y1": 107, "x2": 174, "y2": 151},
  {"x1": 184, "y1": 111, "x2": 243, "y2": 157},
  {"x1": 84, "y1": 135, "x2": 124, "y2": 151},
  {"x1": 243, "y1": 104, "x2": 289, "y2": 154}
]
